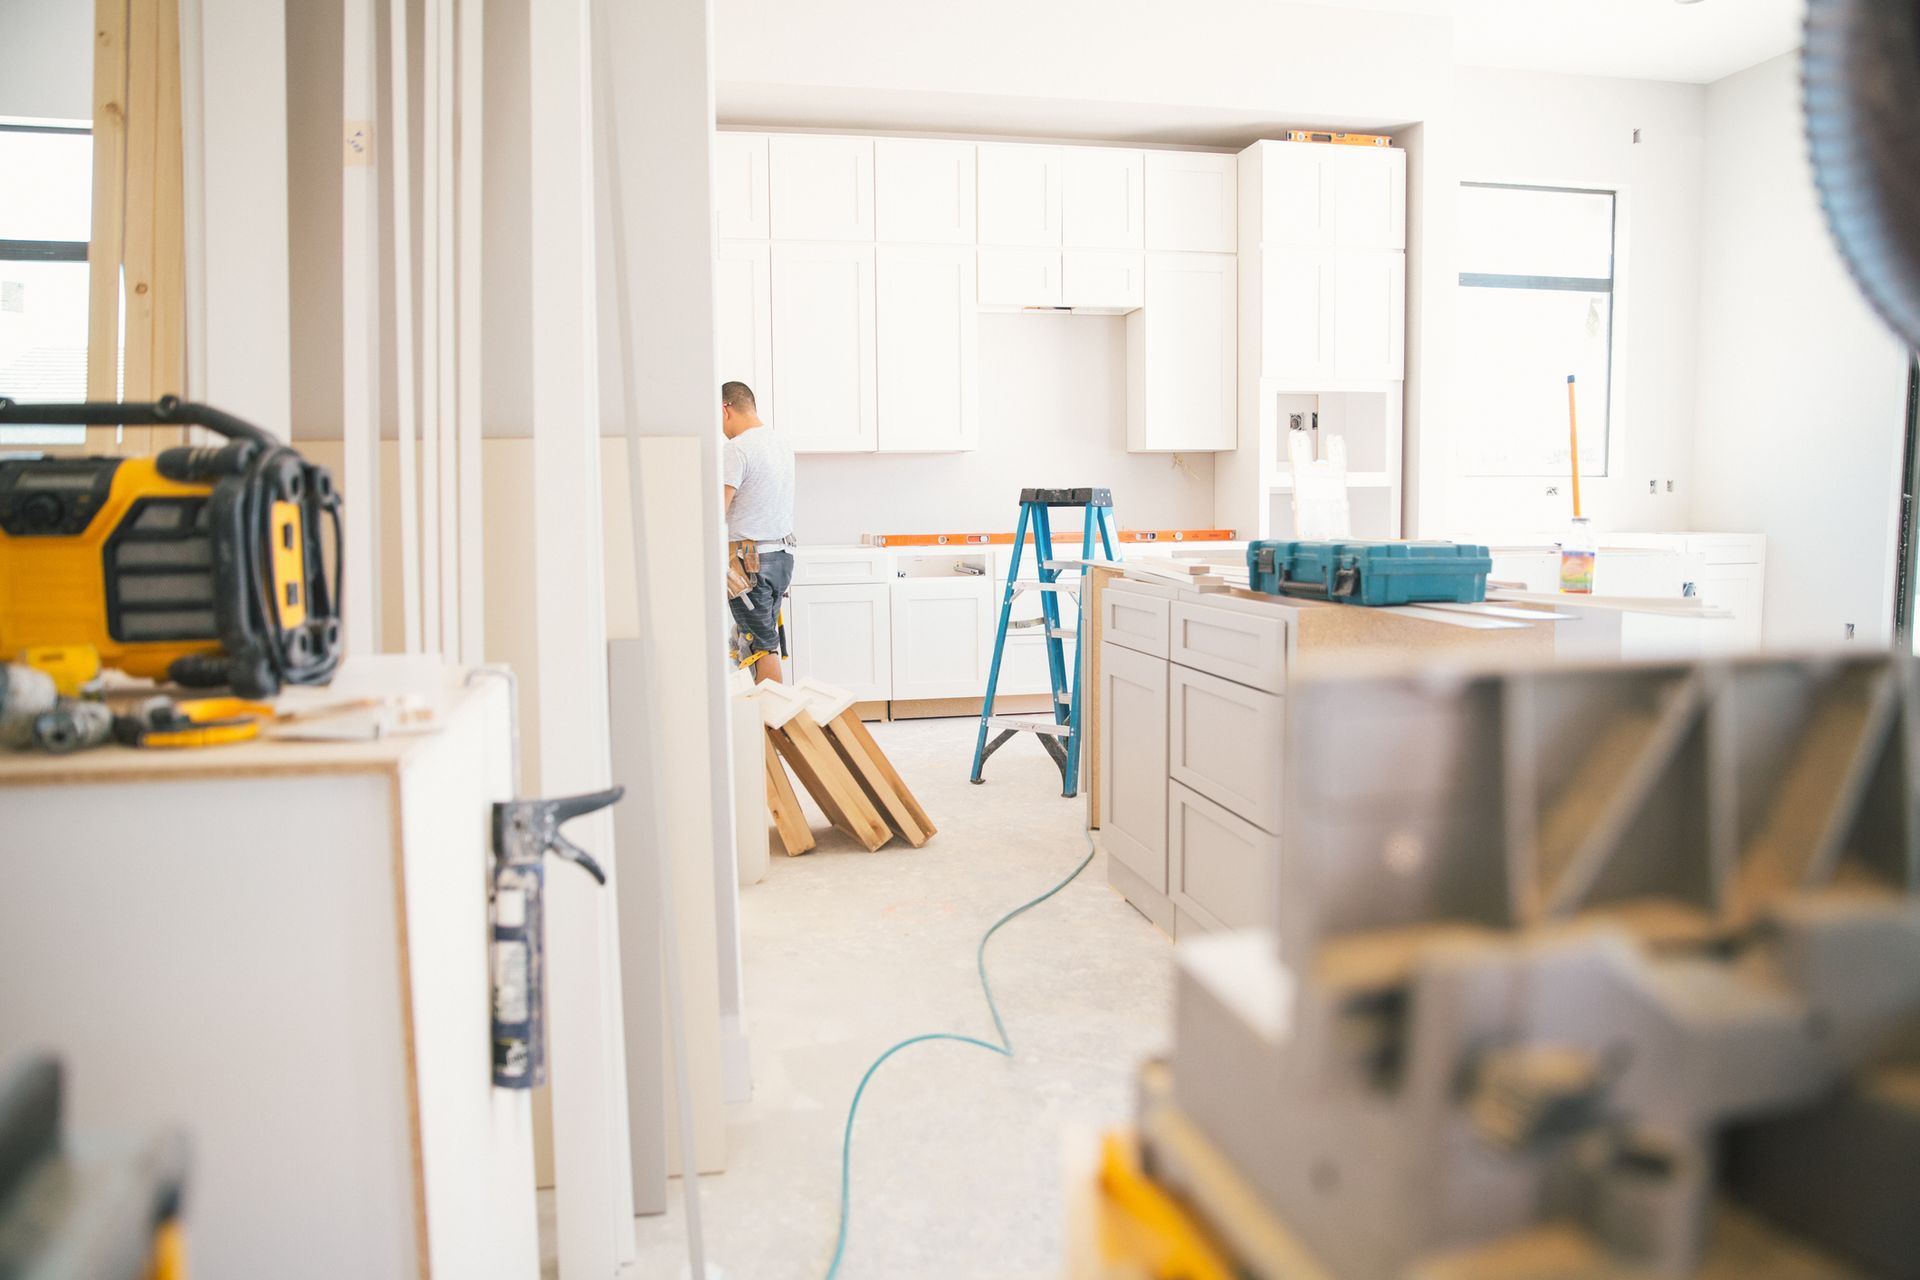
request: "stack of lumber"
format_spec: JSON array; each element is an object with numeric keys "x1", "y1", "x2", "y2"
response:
[{"x1": 751, "y1": 678, "x2": 935, "y2": 856}]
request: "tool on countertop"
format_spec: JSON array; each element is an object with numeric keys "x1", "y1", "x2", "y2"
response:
[
  {"x1": 971, "y1": 487, "x2": 1121, "y2": 796},
  {"x1": 1246, "y1": 539, "x2": 1492, "y2": 606},
  {"x1": 0, "y1": 397, "x2": 343, "y2": 699},
  {"x1": 490, "y1": 786, "x2": 624, "y2": 1089}
]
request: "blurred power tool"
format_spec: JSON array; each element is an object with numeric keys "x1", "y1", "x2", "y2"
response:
[
  {"x1": 0, "y1": 397, "x2": 343, "y2": 699},
  {"x1": 0, "y1": 1054, "x2": 189, "y2": 1280},
  {"x1": 490, "y1": 786, "x2": 623, "y2": 1088}
]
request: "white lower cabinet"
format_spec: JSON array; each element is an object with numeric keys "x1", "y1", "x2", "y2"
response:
[
  {"x1": 787, "y1": 583, "x2": 892, "y2": 703},
  {"x1": 1100, "y1": 641, "x2": 1170, "y2": 892},
  {"x1": 1169, "y1": 780, "x2": 1277, "y2": 933},
  {"x1": 1168, "y1": 662, "x2": 1284, "y2": 834},
  {"x1": 890, "y1": 577, "x2": 996, "y2": 699}
]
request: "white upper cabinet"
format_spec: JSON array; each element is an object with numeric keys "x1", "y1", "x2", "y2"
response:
[
  {"x1": 769, "y1": 134, "x2": 875, "y2": 242},
  {"x1": 771, "y1": 241, "x2": 877, "y2": 452},
  {"x1": 977, "y1": 144, "x2": 1063, "y2": 247},
  {"x1": 1061, "y1": 147, "x2": 1145, "y2": 250},
  {"x1": 1145, "y1": 151, "x2": 1236, "y2": 253},
  {"x1": 977, "y1": 247, "x2": 1062, "y2": 309},
  {"x1": 1061, "y1": 249, "x2": 1144, "y2": 311},
  {"x1": 1261, "y1": 247, "x2": 1330, "y2": 383},
  {"x1": 1258, "y1": 141, "x2": 1404, "y2": 249},
  {"x1": 1260, "y1": 246, "x2": 1404, "y2": 384},
  {"x1": 714, "y1": 240, "x2": 775, "y2": 424},
  {"x1": 713, "y1": 132, "x2": 769, "y2": 239},
  {"x1": 875, "y1": 245, "x2": 978, "y2": 451},
  {"x1": 874, "y1": 138, "x2": 976, "y2": 244},
  {"x1": 1128, "y1": 252, "x2": 1236, "y2": 452}
]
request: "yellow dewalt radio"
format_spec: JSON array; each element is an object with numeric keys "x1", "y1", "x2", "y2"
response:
[{"x1": 0, "y1": 397, "x2": 343, "y2": 698}]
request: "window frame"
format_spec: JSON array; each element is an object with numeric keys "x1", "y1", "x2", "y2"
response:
[
  {"x1": 0, "y1": 118, "x2": 96, "y2": 446},
  {"x1": 1456, "y1": 180, "x2": 1620, "y2": 480}
]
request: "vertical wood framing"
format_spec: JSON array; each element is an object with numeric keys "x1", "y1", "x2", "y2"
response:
[
  {"x1": 419, "y1": 0, "x2": 443, "y2": 655},
  {"x1": 455, "y1": 0, "x2": 485, "y2": 662},
  {"x1": 150, "y1": 0, "x2": 186, "y2": 425},
  {"x1": 388, "y1": 0, "x2": 422, "y2": 652},
  {"x1": 121, "y1": 0, "x2": 159, "y2": 435},
  {"x1": 87, "y1": 0, "x2": 130, "y2": 425},
  {"x1": 435, "y1": 0, "x2": 460, "y2": 655}
]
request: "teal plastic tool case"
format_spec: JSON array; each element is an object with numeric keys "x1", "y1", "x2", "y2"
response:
[{"x1": 1246, "y1": 540, "x2": 1493, "y2": 606}]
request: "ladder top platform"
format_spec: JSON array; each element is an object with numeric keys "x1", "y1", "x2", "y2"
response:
[{"x1": 1019, "y1": 487, "x2": 1113, "y2": 508}]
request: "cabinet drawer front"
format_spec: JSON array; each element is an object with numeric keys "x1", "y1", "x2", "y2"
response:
[
  {"x1": 1170, "y1": 603, "x2": 1286, "y2": 692},
  {"x1": 1101, "y1": 589, "x2": 1170, "y2": 658},
  {"x1": 1169, "y1": 780, "x2": 1277, "y2": 934},
  {"x1": 791, "y1": 550, "x2": 888, "y2": 586},
  {"x1": 1168, "y1": 664, "x2": 1283, "y2": 833},
  {"x1": 978, "y1": 247, "x2": 1061, "y2": 309},
  {"x1": 1099, "y1": 642, "x2": 1170, "y2": 891},
  {"x1": 1061, "y1": 249, "x2": 1144, "y2": 310}
]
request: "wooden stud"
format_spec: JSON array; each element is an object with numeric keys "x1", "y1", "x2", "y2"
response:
[
  {"x1": 148, "y1": 0, "x2": 185, "y2": 430},
  {"x1": 120, "y1": 0, "x2": 159, "y2": 451},
  {"x1": 769, "y1": 714, "x2": 890, "y2": 852},
  {"x1": 455, "y1": 0, "x2": 485, "y2": 662},
  {"x1": 764, "y1": 736, "x2": 813, "y2": 857},
  {"x1": 388, "y1": 0, "x2": 423, "y2": 652},
  {"x1": 435, "y1": 0, "x2": 460, "y2": 656},
  {"x1": 832, "y1": 711, "x2": 935, "y2": 843},
  {"x1": 419, "y1": 0, "x2": 443, "y2": 655},
  {"x1": 87, "y1": 0, "x2": 129, "y2": 441}
]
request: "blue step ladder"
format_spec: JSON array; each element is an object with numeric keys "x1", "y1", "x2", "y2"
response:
[{"x1": 969, "y1": 487, "x2": 1120, "y2": 797}]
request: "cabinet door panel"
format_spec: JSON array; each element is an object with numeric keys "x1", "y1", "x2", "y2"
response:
[
  {"x1": 789, "y1": 584, "x2": 891, "y2": 702},
  {"x1": 771, "y1": 242, "x2": 877, "y2": 452},
  {"x1": 714, "y1": 241, "x2": 774, "y2": 424},
  {"x1": 977, "y1": 247, "x2": 1061, "y2": 309},
  {"x1": 1168, "y1": 663, "x2": 1284, "y2": 833},
  {"x1": 769, "y1": 134, "x2": 875, "y2": 241},
  {"x1": 1331, "y1": 250, "x2": 1404, "y2": 381},
  {"x1": 1061, "y1": 249, "x2": 1144, "y2": 310},
  {"x1": 978, "y1": 144, "x2": 1062, "y2": 247},
  {"x1": 714, "y1": 133, "x2": 769, "y2": 239},
  {"x1": 1131, "y1": 252, "x2": 1235, "y2": 451},
  {"x1": 874, "y1": 138, "x2": 976, "y2": 244},
  {"x1": 1145, "y1": 151, "x2": 1236, "y2": 253},
  {"x1": 1169, "y1": 780, "x2": 1277, "y2": 933},
  {"x1": 1261, "y1": 248, "x2": 1330, "y2": 382},
  {"x1": 1100, "y1": 642, "x2": 1170, "y2": 890},
  {"x1": 1062, "y1": 147, "x2": 1144, "y2": 250},
  {"x1": 876, "y1": 245, "x2": 977, "y2": 451},
  {"x1": 890, "y1": 579, "x2": 994, "y2": 699},
  {"x1": 1261, "y1": 143, "x2": 1327, "y2": 245},
  {"x1": 1325, "y1": 147, "x2": 1406, "y2": 250}
]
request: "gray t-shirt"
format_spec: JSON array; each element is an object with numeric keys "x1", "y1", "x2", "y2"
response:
[{"x1": 722, "y1": 424, "x2": 795, "y2": 543}]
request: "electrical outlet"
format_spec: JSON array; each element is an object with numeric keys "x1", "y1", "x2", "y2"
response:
[
  {"x1": 1289, "y1": 413, "x2": 1307, "y2": 431},
  {"x1": 1648, "y1": 479, "x2": 1657, "y2": 494},
  {"x1": 1666, "y1": 480, "x2": 1675, "y2": 493},
  {"x1": 1845, "y1": 623, "x2": 1857, "y2": 640},
  {"x1": 1546, "y1": 485, "x2": 1560, "y2": 497}
]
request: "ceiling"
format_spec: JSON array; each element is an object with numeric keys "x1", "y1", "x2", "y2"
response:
[{"x1": 1321, "y1": 0, "x2": 1803, "y2": 84}]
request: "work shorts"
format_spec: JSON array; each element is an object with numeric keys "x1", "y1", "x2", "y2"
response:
[{"x1": 728, "y1": 548, "x2": 793, "y2": 665}]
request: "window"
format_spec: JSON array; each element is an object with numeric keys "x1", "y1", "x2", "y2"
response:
[
  {"x1": 0, "y1": 120, "x2": 96, "y2": 445},
  {"x1": 1457, "y1": 182, "x2": 1617, "y2": 478}
]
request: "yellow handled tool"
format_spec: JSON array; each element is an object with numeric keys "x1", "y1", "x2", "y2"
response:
[{"x1": 116, "y1": 696, "x2": 272, "y2": 749}]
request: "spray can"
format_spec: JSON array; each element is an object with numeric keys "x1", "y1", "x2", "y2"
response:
[{"x1": 1560, "y1": 516, "x2": 1597, "y2": 594}]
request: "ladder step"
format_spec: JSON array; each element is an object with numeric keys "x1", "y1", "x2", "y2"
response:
[
  {"x1": 1055, "y1": 691, "x2": 1072, "y2": 705},
  {"x1": 986, "y1": 716, "x2": 1071, "y2": 738},
  {"x1": 1013, "y1": 582, "x2": 1077, "y2": 595},
  {"x1": 1046, "y1": 627, "x2": 1076, "y2": 640},
  {"x1": 1041, "y1": 558, "x2": 1117, "y2": 571}
]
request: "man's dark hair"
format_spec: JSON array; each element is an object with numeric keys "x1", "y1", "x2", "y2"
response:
[{"x1": 721, "y1": 381, "x2": 756, "y2": 412}]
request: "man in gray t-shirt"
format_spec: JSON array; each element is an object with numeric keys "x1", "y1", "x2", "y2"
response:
[{"x1": 721, "y1": 380, "x2": 796, "y2": 683}]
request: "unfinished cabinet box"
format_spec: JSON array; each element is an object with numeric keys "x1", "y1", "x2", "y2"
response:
[
  {"x1": 875, "y1": 244, "x2": 978, "y2": 451},
  {"x1": 788, "y1": 583, "x2": 892, "y2": 702},
  {"x1": 1100, "y1": 640, "x2": 1171, "y2": 897},
  {"x1": 890, "y1": 576, "x2": 995, "y2": 699},
  {"x1": 769, "y1": 134, "x2": 875, "y2": 241},
  {"x1": 874, "y1": 137, "x2": 976, "y2": 244},
  {"x1": 714, "y1": 240, "x2": 774, "y2": 423},
  {"x1": 714, "y1": 132, "x2": 770, "y2": 239},
  {"x1": 1168, "y1": 662, "x2": 1284, "y2": 833},
  {"x1": 1168, "y1": 779, "x2": 1277, "y2": 933},
  {"x1": 1145, "y1": 151, "x2": 1237, "y2": 253},
  {"x1": 1061, "y1": 249, "x2": 1145, "y2": 311},
  {"x1": 1061, "y1": 146, "x2": 1145, "y2": 250},
  {"x1": 1128, "y1": 252, "x2": 1236, "y2": 452},
  {"x1": 977, "y1": 246, "x2": 1062, "y2": 309},
  {"x1": 771, "y1": 241, "x2": 877, "y2": 452},
  {"x1": 978, "y1": 143, "x2": 1063, "y2": 247}
]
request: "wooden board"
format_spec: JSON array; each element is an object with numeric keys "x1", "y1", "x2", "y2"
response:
[
  {"x1": 768, "y1": 713, "x2": 890, "y2": 851},
  {"x1": 827, "y1": 710, "x2": 933, "y2": 847},
  {"x1": 764, "y1": 734, "x2": 814, "y2": 856},
  {"x1": 87, "y1": 0, "x2": 129, "y2": 431}
]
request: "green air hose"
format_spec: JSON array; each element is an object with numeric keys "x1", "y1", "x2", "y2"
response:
[{"x1": 823, "y1": 823, "x2": 1099, "y2": 1278}]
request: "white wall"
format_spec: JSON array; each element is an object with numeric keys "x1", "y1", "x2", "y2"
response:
[
  {"x1": 0, "y1": 1, "x2": 92, "y2": 120},
  {"x1": 1691, "y1": 53, "x2": 1909, "y2": 648},
  {"x1": 789, "y1": 311, "x2": 1216, "y2": 543},
  {"x1": 1435, "y1": 68, "x2": 1708, "y2": 539}
]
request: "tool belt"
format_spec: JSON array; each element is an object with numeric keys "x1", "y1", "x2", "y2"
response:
[{"x1": 726, "y1": 539, "x2": 761, "y2": 600}]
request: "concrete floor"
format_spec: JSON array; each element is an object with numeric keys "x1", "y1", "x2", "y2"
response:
[{"x1": 594, "y1": 714, "x2": 1174, "y2": 1279}]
